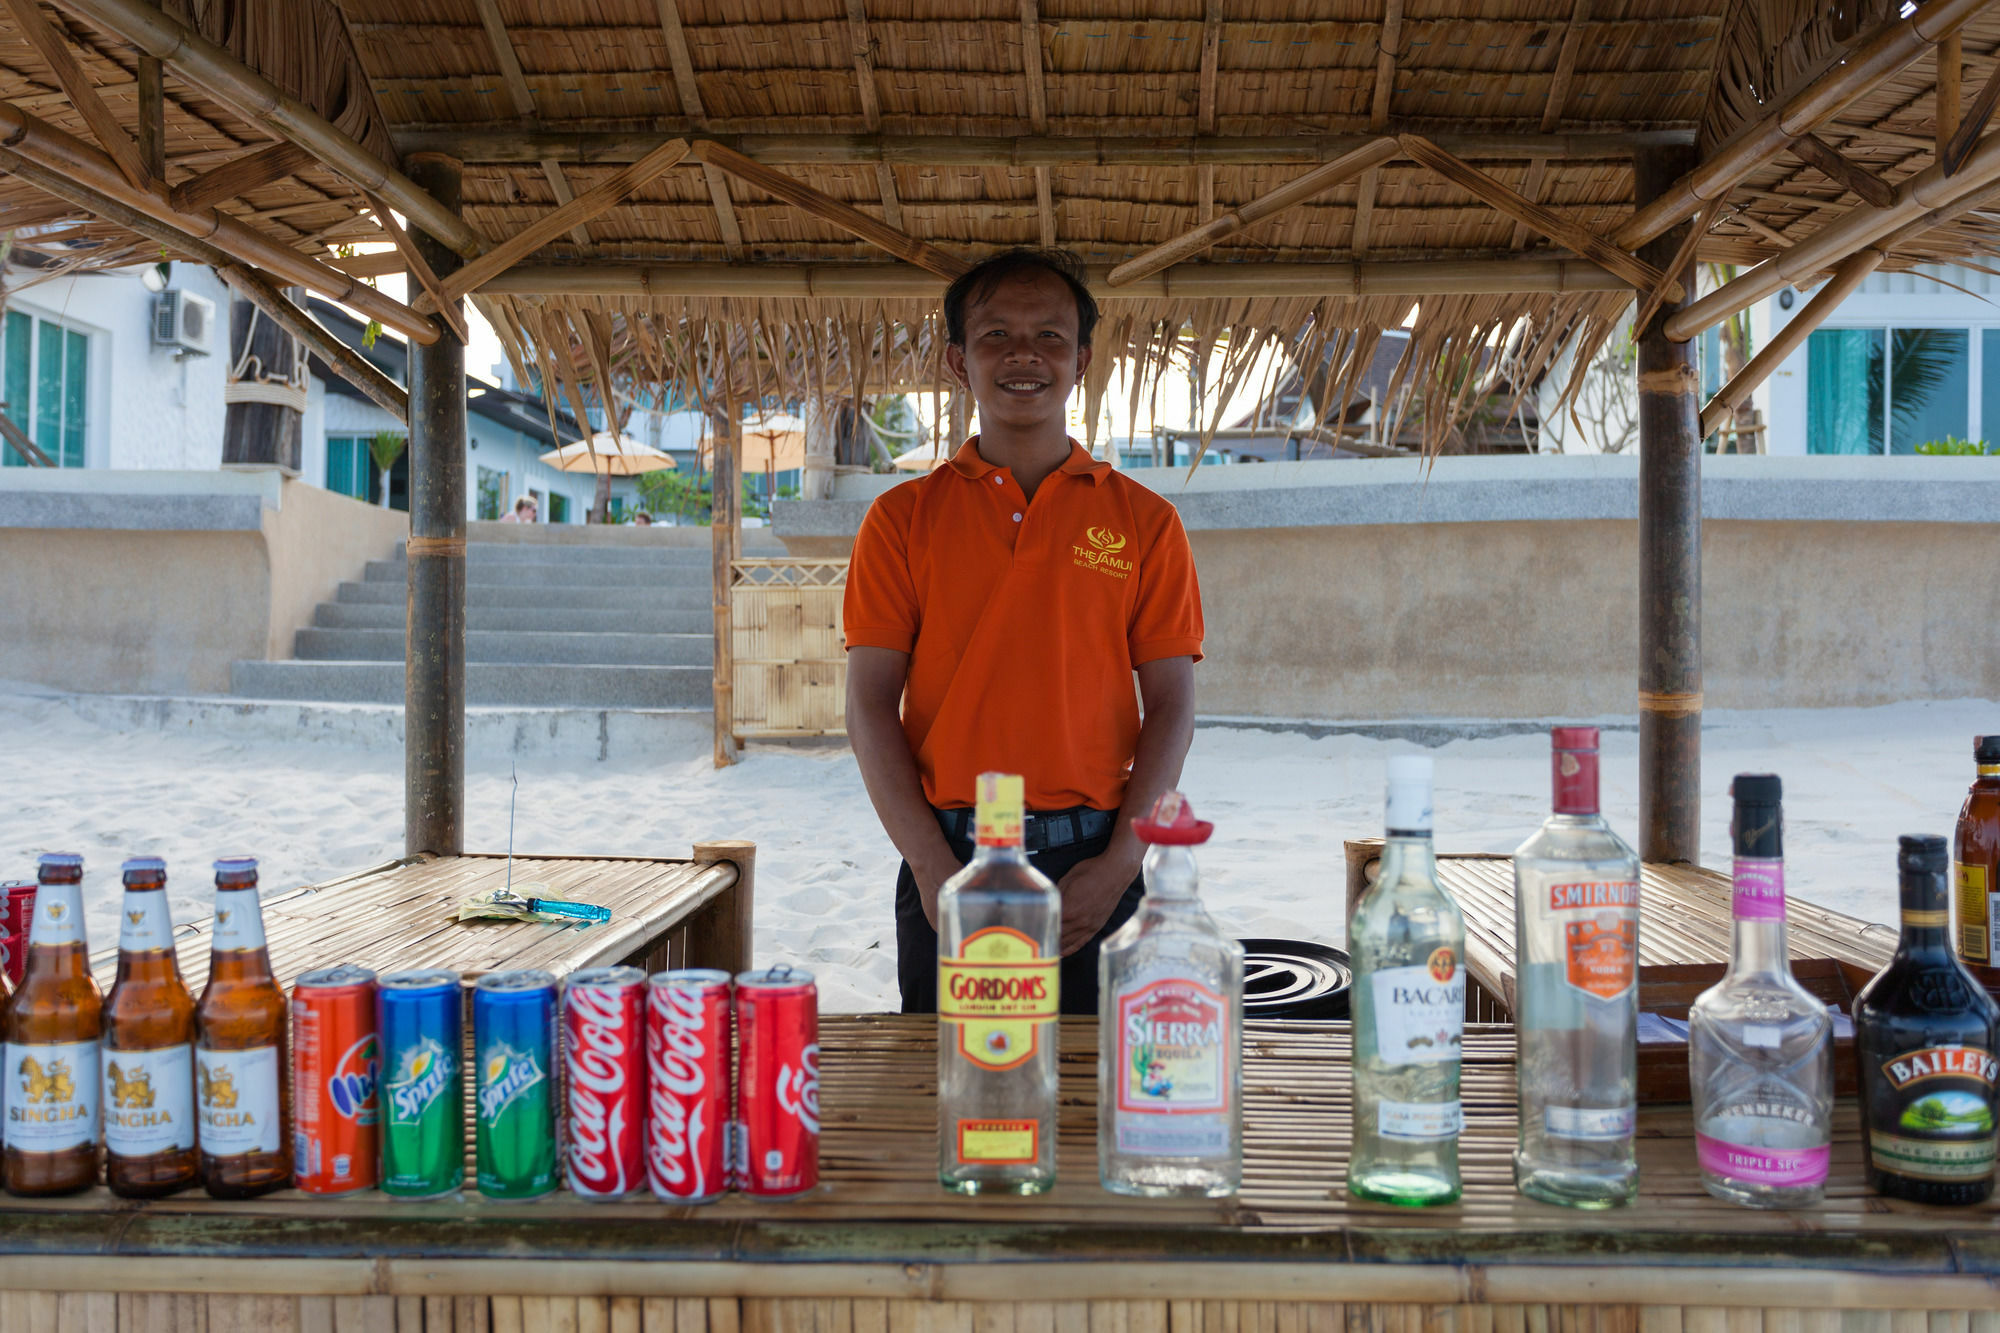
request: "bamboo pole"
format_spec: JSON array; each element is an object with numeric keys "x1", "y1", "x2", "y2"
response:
[
  {"x1": 711, "y1": 410, "x2": 740, "y2": 769},
  {"x1": 688, "y1": 842, "x2": 755, "y2": 974},
  {"x1": 1941, "y1": 61, "x2": 2000, "y2": 176},
  {"x1": 215, "y1": 265, "x2": 412, "y2": 424},
  {"x1": 1106, "y1": 137, "x2": 1399, "y2": 286},
  {"x1": 169, "y1": 141, "x2": 315, "y2": 214},
  {"x1": 1664, "y1": 124, "x2": 2000, "y2": 342},
  {"x1": 1398, "y1": 134, "x2": 1680, "y2": 300},
  {"x1": 1785, "y1": 134, "x2": 1894, "y2": 209},
  {"x1": 54, "y1": 0, "x2": 485, "y2": 258},
  {"x1": 1938, "y1": 32, "x2": 1963, "y2": 153},
  {"x1": 1, "y1": 0, "x2": 151, "y2": 190},
  {"x1": 691, "y1": 140, "x2": 972, "y2": 280},
  {"x1": 1697, "y1": 250, "x2": 1882, "y2": 438},
  {"x1": 1613, "y1": 0, "x2": 1989, "y2": 251},
  {"x1": 0, "y1": 98, "x2": 438, "y2": 345},
  {"x1": 364, "y1": 191, "x2": 469, "y2": 346}
]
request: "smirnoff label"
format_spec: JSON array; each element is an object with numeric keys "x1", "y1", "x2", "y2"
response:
[
  {"x1": 197, "y1": 1045, "x2": 282, "y2": 1155},
  {"x1": 1548, "y1": 879, "x2": 1639, "y2": 1000},
  {"x1": 26, "y1": 884, "x2": 86, "y2": 949},
  {"x1": 1113, "y1": 977, "x2": 1229, "y2": 1158},
  {"x1": 118, "y1": 890, "x2": 176, "y2": 953},
  {"x1": 5, "y1": 1040, "x2": 99, "y2": 1150},
  {"x1": 210, "y1": 888, "x2": 266, "y2": 952},
  {"x1": 103, "y1": 1043, "x2": 195, "y2": 1155},
  {"x1": 1866, "y1": 1044, "x2": 1999, "y2": 1183},
  {"x1": 1367, "y1": 948, "x2": 1465, "y2": 1067},
  {"x1": 938, "y1": 926, "x2": 1058, "y2": 1070}
]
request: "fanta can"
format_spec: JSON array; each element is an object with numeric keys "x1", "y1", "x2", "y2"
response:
[
  {"x1": 292, "y1": 965, "x2": 379, "y2": 1195},
  {"x1": 472, "y1": 970, "x2": 558, "y2": 1200},
  {"x1": 376, "y1": 970, "x2": 463, "y2": 1199}
]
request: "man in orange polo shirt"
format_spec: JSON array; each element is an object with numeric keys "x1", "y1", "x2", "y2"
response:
[{"x1": 844, "y1": 248, "x2": 1205, "y2": 1015}]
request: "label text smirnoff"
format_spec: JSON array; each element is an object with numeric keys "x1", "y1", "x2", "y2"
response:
[
  {"x1": 648, "y1": 982, "x2": 717, "y2": 1197},
  {"x1": 1547, "y1": 881, "x2": 1639, "y2": 911},
  {"x1": 565, "y1": 985, "x2": 636, "y2": 1195}
]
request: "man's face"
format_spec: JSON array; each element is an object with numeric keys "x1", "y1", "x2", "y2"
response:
[{"x1": 945, "y1": 271, "x2": 1092, "y2": 437}]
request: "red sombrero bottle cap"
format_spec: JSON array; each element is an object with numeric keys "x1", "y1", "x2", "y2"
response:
[{"x1": 1133, "y1": 790, "x2": 1213, "y2": 846}]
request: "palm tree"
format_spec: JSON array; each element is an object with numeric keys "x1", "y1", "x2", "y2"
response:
[{"x1": 368, "y1": 431, "x2": 406, "y2": 509}]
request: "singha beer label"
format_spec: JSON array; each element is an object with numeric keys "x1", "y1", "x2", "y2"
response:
[
  {"x1": 938, "y1": 926, "x2": 1058, "y2": 1070},
  {"x1": 210, "y1": 889, "x2": 266, "y2": 951},
  {"x1": 1866, "y1": 1044, "x2": 2000, "y2": 1183},
  {"x1": 5, "y1": 1040, "x2": 99, "y2": 1150},
  {"x1": 103, "y1": 1045, "x2": 195, "y2": 1155},
  {"x1": 27, "y1": 885, "x2": 85, "y2": 949},
  {"x1": 196, "y1": 1045, "x2": 281, "y2": 1155},
  {"x1": 1113, "y1": 978, "x2": 1229, "y2": 1157},
  {"x1": 1547, "y1": 879, "x2": 1639, "y2": 1000},
  {"x1": 118, "y1": 890, "x2": 175, "y2": 953}
]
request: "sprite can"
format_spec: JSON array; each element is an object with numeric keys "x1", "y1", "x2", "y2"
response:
[
  {"x1": 473, "y1": 970, "x2": 559, "y2": 1200},
  {"x1": 377, "y1": 969, "x2": 464, "y2": 1199}
]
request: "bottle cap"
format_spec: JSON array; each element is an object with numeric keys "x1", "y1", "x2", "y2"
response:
[
  {"x1": 1729, "y1": 773, "x2": 1782, "y2": 858},
  {"x1": 1976, "y1": 735, "x2": 2000, "y2": 766},
  {"x1": 1550, "y1": 726, "x2": 1600, "y2": 815},
  {"x1": 1898, "y1": 833, "x2": 1948, "y2": 875},
  {"x1": 1134, "y1": 790, "x2": 1213, "y2": 845},
  {"x1": 36, "y1": 852, "x2": 82, "y2": 875},
  {"x1": 1384, "y1": 755, "x2": 1434, "y2": 832},
  {"x1": 212, "y1": 855, "x2": 259, "y2": 884},
  {"x1": 120, "y1": 855, "x2": 167, "y2": 882},
  {"x1": 1552, "y1": 727, "x2": 1600, "y2": 752}
]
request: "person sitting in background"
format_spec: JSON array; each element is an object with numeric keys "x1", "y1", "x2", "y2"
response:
[
  {"x1": 500, "y1": 496, "x2": 537, "y2": 523},
  {"x1": 633, "y1": 511, "x2": 654, "y2": 526}
]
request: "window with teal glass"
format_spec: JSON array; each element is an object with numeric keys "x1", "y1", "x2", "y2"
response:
[
  {"x1": 1806, "y1": 328, "x2": 1883, "y2": 454},
  {"x1": 1983, "y1": 329, "x2": 2000, "y2": 446},
  {"x1": 62, "y1": 329, "x2": 86, "y2": 468},
  {"x1": 324, "y1": 435, "x2": 377, "y2": 500},
  {"x1": 0, "y1": 311, "x2": 27, "y2": 467},
  {"x1": 34, "y1": 319, "x2": 62, "y2": 463},
  {"x1": 0, "y1": 312, "x2": 89, "y2": 468},
  {"x1": 547, "y1": 491, "x2": 569, "y2": 524},
  {"x1": 1889, "y1": 328, "x2": 1968, "y2": 453}
]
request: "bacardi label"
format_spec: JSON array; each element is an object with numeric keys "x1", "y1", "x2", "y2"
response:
[
  {"x1": 938, "y1": 926, "x2": 1058, "y2": 1070},
  {"x1": 103, "y1": 1044, "x2": 195, "y2": 1156},
  {"x1": 1547, "y1": 879, "x2": 1638, "y2": 1000},
  {"x1": 1378, "y1": 1098, "x2": 1463, "y2": 1141},
  {"x1": 118, "y1": 890, "x2": 176, "y2": 952},
  {"x1": 5, "y1": 1040, "x2": 98, "y2": 1150},
  {"x1": 1113, "y1": 977, "x2": 1229, "y2": 1157},
  {"x1": 197, "y1": 1044, "x2": 281, "y2": 1155},
  {"x1": 1866, "y1": 1044, "x2": 1999, "y2": 1182},
  {"x1": 1367, "y1": 948, "x2": 1465, "y2": 1067},
  {"x1": 210, "y1": 889, "x2": 266, "y2": 952}
]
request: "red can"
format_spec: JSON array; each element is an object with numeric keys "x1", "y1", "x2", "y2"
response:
[
  {"x1": 292, "y1": 964, "x2": 380, "y2": 1195},
  {"x1": 734, "y1": 965, "x2": 819, "y2": 1198},
  {"x1": 563, "y1": 965, "x2": 647, "y2": 1199},
  {"x1": 0, "y1": 881, "x2": 36, "y2": 986},
  {"x1": 645, "y1": 969, "x2": 732, "y2": 1203}
]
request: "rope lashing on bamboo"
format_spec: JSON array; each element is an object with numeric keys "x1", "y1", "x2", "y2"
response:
[
  {"x1": 221, "y1": 380, "x2": 308, "y2": 413},
  {"x1": 406, "y1": 536, "x2": 466, "y2": 558},
  {"x1": 1639, "y1": 691, "x2": 1704, "y2": 717}
]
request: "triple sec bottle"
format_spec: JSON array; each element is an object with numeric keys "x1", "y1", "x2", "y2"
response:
[
  {"x1": 103, "y1": 856, "x2": 199, "y2": 1198},
  {"x1": 936, "y1": 773, "x2": 1060, "y2": 1194}
]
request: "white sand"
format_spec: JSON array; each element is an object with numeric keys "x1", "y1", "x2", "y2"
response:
[{"x1": 1, "y1": 688, "x2": 1990, "y2": 1012}]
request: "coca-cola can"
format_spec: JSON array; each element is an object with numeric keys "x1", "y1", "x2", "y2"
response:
[
  {"x1": 646, "y1": 969, "x2": 732, "y2": 1203},
  {"x1": 735, "y1": 965, "x2": 819, "y2": 1198},
  {"x1": 561, "y1": 965, "x2": 646, "y2": 1200}
]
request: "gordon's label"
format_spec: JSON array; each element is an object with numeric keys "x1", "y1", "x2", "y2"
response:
[
  {"x1": 26, "y1": 884, "x2": 86, "y2": 949},
  {"x1": 938, "y1": 926, "x2": 1057, "y2": 1070},
  {"x1": 1545, "y1": 1103, "x2": 1636, "y2": 1141},
  {"x1": 210, "y1": 888, "x2": 267, "y2": 952},
  {"x1": 103, "y1": 1044, "x2": 195, "y2": 1156},
  {"x1": 1696, "y1": 1133, "x2": 1827, "y2": 1188},
  {"x1": 6, "y1": 1040, "x2": 99, "y2": 1150},
  {"x1": 117, "y1": 890, "x2": 176, "y2": 953},
  {"x1": 973, "y1": 773, "x2": 1025, "y2": 847},
  {"x1": 1366, "y1": 950, "x2": 1465, "y2": 1067},
  {"x1": 1732, "y1": 858, "x2": 1786, "y2": 923},
  {"x1": 1379, "y1": 1098, "x2": 1463, "y2": 1141},
  {"x1": 957, "y1": 1118, "x2": 1039, "y2": 1164},
  {"x1": 1113, "y1": 977, "x2": 1230, "y2": 1158},
  {"x1": 196, "y1": 1045, "x2": 281, "y2": 1155},
  {"x1": 1956, "y1": 861, "x2": 1992, "y2": 963}
]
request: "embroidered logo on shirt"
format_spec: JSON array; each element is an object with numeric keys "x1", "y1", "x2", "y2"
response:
[{"x1": 1073, "y1": 526, "x2": 1134, "y2": 579}]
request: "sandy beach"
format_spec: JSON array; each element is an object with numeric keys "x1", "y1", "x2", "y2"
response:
[{"x1": 1, "y1": 686, "x2": 1987, "y2": 1012}]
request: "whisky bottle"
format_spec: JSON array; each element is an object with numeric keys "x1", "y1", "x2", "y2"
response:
[
  {"x1": 1098, "y1": 791, "x2": 1242, "y2": 1197},
  {"x1": 936, "y1": 773, "x2": 1060, "y2": 1194},
  {"x1": 1686, "y1": 775, "x2": 1833, "y2": 1207},
  {"x1": 1953, "y1": 735, "x2": 2000, "y2": 970},
  {"x1": 1348, "y1": 756, "x2": 1465, "y2": 1206},
  {"x1": 1854, "y1": 834, "x2": 2000, "y2": 1205}
]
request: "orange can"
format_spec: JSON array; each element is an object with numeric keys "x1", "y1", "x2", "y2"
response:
[{"x1": 292, "y1": 965, "x2": 380, "y2": 1195}]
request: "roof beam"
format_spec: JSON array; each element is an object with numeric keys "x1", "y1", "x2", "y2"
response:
[
  {"x1": 1369, "y1": 0, "x2": 1402, "y2": 131},
  {"x1": 3, "y1": 0, "x2": 150, "y2": 189},
  {"x1": 1019, "y1": 0, "x2": 1047, "y2": 134},
  {"x1": 1516, "y1": 0, "x2": 1590, "y2": 246},
  {"x1": 1786, "y1": 133, "x2": 1895, "y2": 208},
  {"x1": 1942, "y1": 59, "x2": 2000, "y2": 175},
  {"x1": 1697, "y1": 249, "x2": 1881, "y2": 438},
  {"x1": 471, "y1": 0, "x2": 593, "y2": 247},
  {"x1": 653, "y1": 0, "x2": 741, "y2": 260},
  {"x1": 167, "y1": 140, "x2": 314, "y2": 214},
  {"x1": 845, "y1": 0, "x2": 882, "y2": 130},
  {"x1": 363, "y1": 189, "x2": 469, "y2": 346},
  {"x1": 1939, "y1": 32, "x2": 1963, "y2": 152}
]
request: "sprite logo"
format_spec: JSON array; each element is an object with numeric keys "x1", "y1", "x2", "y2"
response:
[
  {"x1": 477, "y1": 1042, "x2": 545, "y2": 1123},
  {"x1": 386, "y1": 1038, "x2": 452, "y2": 1123}
]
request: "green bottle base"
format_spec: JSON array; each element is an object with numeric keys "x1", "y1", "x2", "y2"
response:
[{"x1": 1346, "y1": 1168, "x2": 1461, "y2": 1207}]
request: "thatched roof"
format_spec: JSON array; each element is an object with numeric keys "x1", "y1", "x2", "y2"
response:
[{"x1": 0, "y1": 0, "x2": 1993, "y2": 444}]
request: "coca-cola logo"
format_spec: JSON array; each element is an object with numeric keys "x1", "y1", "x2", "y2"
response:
[
  {"x1": 565, "y1": 984, "x2": 634, "y2": 1195},
  {"x1": 775, "y1": 1042, "x2": 820, "y2": 1135},
  {"x1": 647, "y1": 981, "x2": 713, "y2": 1196}
]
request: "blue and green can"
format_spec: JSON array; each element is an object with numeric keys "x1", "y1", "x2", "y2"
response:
[
  {"x1": 473, "y1": 969, "x2": 559, "y2": 1200},
  {"x1": 377, "y1": 969, "x2": 464, "y2": 1199}
]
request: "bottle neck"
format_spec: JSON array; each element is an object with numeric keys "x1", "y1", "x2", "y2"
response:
[
  {"x1": 1897, "y1": 868, "x2": 1954, "y2": 957},
  {"x1": 1552, "y1": 750, "x2": 1600, "y2": 816},
  {"x1": 1727, "y1": 855, "x2": 1790, "y2": 977},
  {"x1": 25, "y1": 881, "x2": 88, "y2": 954},
  {"x1": 968, "y1": 839, "x2": 1029, "y2": 868},
  {"x1": 1141, "y1": 844, "x2": 1200, "y2": 900},
  {"x1": 1379, "y1": 828, "x2": 1437, "y2": 884},
  {"x1": 116, "y1": 887, "x2": 183, "y2": 984}
]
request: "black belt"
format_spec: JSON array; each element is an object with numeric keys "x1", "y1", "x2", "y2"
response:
[{"x1": 935, "y1": 804, "x2": 1115, "y2": 853}]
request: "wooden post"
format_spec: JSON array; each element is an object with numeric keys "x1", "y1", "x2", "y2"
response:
[
  {"x1": 1343, "y1": 838, "x2": 1382, "y2": 930},
  {"x1": 1634, "y1": 145, "x2": 1702, "y2": 864},
  {"x1": 689, "y1": 840, "x2": 758, "y2": 974},
  {"x1": 404, "y1": 153, "x2": 467, "y2": 857},
  {"x1": 712, "y1": 409, "x2": 740, "y2": 768}
]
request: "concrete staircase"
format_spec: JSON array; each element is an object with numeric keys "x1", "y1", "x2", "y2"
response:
[{"x1": 231, "y1": 533, "x2": 779, "y2": 709}]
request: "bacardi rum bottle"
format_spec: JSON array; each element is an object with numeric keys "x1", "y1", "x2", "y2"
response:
[
  {"x1": 1511, "y1": 727, "x2": 1641, "y2": 1208},
  {"x1": 1854, "y1": 834, "x2": 2000, "y2": 1205},
  {"x1": 1687, "y1": 775, "x2": 1834, "y2": 1207},
  {"x1": 936, "y1": 772, "x2": 1060, "y2": 1194},
  {"x1": 1348, "y1": 756, "x2": 1465, "y2": 1206},
  {"x1": 1098, "y1": 791, "x2": 1242, "y2": 1197}
]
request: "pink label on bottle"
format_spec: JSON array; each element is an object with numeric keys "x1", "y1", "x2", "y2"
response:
[
  {"x1": 1732, "y1": 858, "x2": 1786, "y2": 922},
  {"x1": 1696, "y1": 1132, "x2": 1827, "y2": 1187}
]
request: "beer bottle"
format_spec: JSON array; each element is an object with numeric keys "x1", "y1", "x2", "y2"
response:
[
  {"x1": 103, "y1": 856, "x2": 199, "y2": 1198},
  {"x1": 194, "y1": 857, "x2": 291, "y2": 1198},
  {"x1": 4, "y1": 852, "x2": 102, "y2": 1196}
]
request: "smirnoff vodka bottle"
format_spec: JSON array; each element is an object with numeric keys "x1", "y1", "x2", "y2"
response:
[
  {"x1": 936, "y1": 773, "x2": 1060, "y2": 1194},
  {"x1": 1687, "y1": 774, "x2": 1834, "y2": 1207},
  {"x1": 1098, "y1": 791, "x2": 1243, "y2": 1197},
  {"x1": 1511, "y1": 727, "x2": 1641, "y2": 1207},
  {"x1": 1347, "y1": 756, "x2": 1466, "y2": 1206}
]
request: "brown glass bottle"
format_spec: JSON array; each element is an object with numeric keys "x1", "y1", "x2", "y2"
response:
[
  {"x1": 194, "y1": 857, "x2": 291, "y2": 1198},
  {"x1": 103, "y1": 857, "x2": 199, "y2": 1198},
  {"x1": 1954, "y1": 736, "x2": 2000, "y2": 985},
  {"x1": 4, "y1": 853, "x2": 102, "y2": 1196}
]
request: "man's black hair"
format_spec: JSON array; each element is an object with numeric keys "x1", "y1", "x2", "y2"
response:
[{"x1": 943, "y1": 247, "x2": 1099, "y2": 349}]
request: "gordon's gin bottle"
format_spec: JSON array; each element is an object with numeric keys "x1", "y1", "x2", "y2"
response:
[
  {"x1": 936, "y1": 772, "x2": 1060, "y2": 1194},
  {"x1": 1097, "y1": 791, "x2": 1242, "y2": 1196},
  {"x1": 1511, "y1": 727, "x2": 1641, "y2": 1207},
  {"x1": 3, "y1": 852, "x2": 101, "y2": 1197},
  {"x1": 1687, "y1": 775, "x2": 1834, "y2": 1207},
  {"x1": 1348, "y1": 756, "x2": 1465, "y2": 1206}
]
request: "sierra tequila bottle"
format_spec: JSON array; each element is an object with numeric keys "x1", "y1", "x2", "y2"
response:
[
  {"x1": 936, "y1": 772, "x2": 1060, "y2": 1194},
  {"x1": 1098, "y1": 791, "x2": 1243, "y2": 1197},
  {"x1": 1687, "y1": 774, "x2": 1834, "y2": 1207},
  {"x1": 1511, "y1": 727, "x2": 1641, "y2": 1207},
  {"x1": 1348, "y1": 755, "x2": 1465, "y2": 1206}
]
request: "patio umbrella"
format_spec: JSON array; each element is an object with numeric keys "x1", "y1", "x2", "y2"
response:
[
  {"x1": 739, "y1": 413, "x2": 808, "y2": 496},
  {"x1": 539, "y1": 431, "x2": 677, "y2": 476}
]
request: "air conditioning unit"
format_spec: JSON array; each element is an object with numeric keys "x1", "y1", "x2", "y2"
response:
[{"x1": 153, "y1": 290, "x2": 216, "y2": 357}]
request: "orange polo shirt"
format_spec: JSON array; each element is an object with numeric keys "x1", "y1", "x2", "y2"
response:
[{"x1": 844, "y1": 438, "x2": 1204, "y2": 813}]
